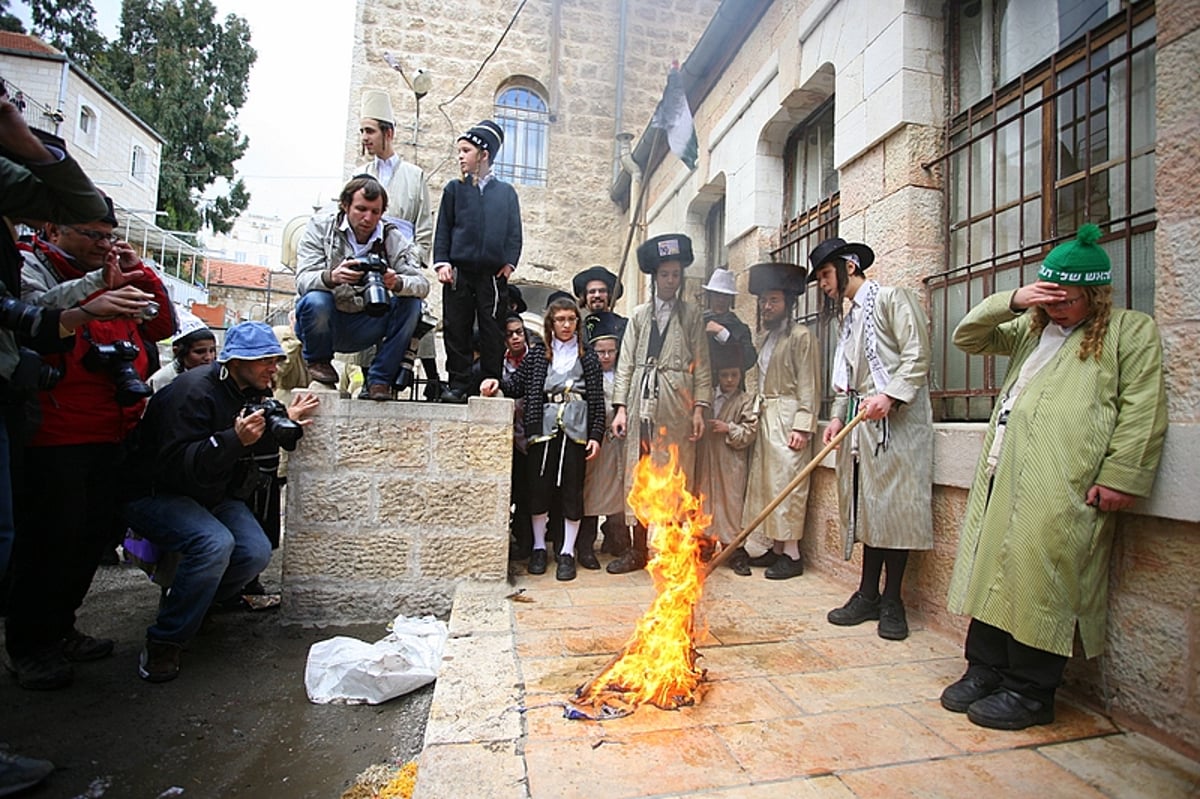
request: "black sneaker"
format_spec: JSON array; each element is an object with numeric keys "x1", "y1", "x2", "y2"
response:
[
  {"x1": 527, "y1": 548, "x2": 548, "y2": 575},
  {"x1": 764, "y1": 553, "x2": 804, "y2": 580},
  {"x1": 967, "y1": 688, "x2": 1054, "y2": 730},
  {"x1": 555, "y1": 554, "x2": 577, "y2": 581},
  {"x1": 940, "y1": 670, "x2": 1003, "y2": 713},
  {"x1": 826, "y1": 592, "x2": 881, "y2": 627},
  {"x1": 878, "y1": 598, "x2": 909, "y2": 640},
  {"x1": 138, "y1": 639, "x2": 182, "y2": 683},
  {"x1": 61, "y1": 628, "x2": 115, "y2": 662}
]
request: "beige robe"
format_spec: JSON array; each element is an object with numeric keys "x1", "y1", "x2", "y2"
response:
[
  {"x1": 361, "y1": 156, "x2": 434, "y2": 267},
  {"x1": 829, "y1": 285, "x2": 934, "y2": 554},
  {"x1": 583, "y1": 372, "x2": 625, "y2": 517},
  {"x1": 742, "y1": 322, "x2": 820, "y2": 542},
  {"x1": 694, "y1": 388, "x2": 757, "y2": 543},
  {"x1": 613, "y1": 299, "x2": 712, "y2": 525}
]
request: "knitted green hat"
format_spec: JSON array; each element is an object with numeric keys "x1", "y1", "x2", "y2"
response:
[{"x1": 1037, "y1": 224, "x2": 1111, "y2": 286}]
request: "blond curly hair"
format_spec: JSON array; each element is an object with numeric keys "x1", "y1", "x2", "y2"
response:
[{"x1": 1030, "y1": 285, "x2": 1113, "y2": 361}]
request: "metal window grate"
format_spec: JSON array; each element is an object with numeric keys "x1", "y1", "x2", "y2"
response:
[
  {"x1": 926, "y1": 3, "x2": 1157, "y2": 421},
  {"x1": 494, "y1": 88, "x2": 549, "y2": 187}
]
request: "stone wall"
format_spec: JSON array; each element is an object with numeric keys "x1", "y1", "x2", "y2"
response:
[{"x1": 282, "y1": 392, "x2": 513, "y2": 624}]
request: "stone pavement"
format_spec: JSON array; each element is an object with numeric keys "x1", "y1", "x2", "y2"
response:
[{"x1": 412, "y1": 562, "x2": 1200, "y2": 799}]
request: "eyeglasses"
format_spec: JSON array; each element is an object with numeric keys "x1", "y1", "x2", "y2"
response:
[
  {"x1": 1045, "y1": 296, "x2": 1084, "y2": 309},
  {"x1": 505, "y1": 329, "x2": 525, "y2": 337},
  {"x1": 62, "y1": 225, "x2": 119, "y2": 243},
  {"x1": 552, "y1": 316, "x2": 577, "y2": 325}
]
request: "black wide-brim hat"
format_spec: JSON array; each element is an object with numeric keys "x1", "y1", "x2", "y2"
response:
[
  {"x1": 546, "y1": 290, "x2": 575, "y2": 308},
  {"x1": 807, "y1": 237, "x2": 875, "y2": 282},
  {"x1": 572, "y1": 266, "x2": 623, "y2": 302},
  {"x1": 636, "y1": 233, "x2": 694, "y2": 274},
  {"x1": 748, "y1": 262, "x2": 807, "y2": 296},
  {"x1": 507, "y1": 284, "x2": 528, "y2": 315}
]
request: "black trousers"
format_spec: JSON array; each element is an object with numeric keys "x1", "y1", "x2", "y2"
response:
[
  {"x1": 442, "y1": 271, "x2": 506, "y2": 393},
  {"x1": 510, "y1": 448, "x2": 532, "y2": 554},
  {"x1": 965, "y1": 617, "x2": 1069, "y2": 706},
  {"x1": 6, "y1": 443, "x2": 124, "y2": 657}
]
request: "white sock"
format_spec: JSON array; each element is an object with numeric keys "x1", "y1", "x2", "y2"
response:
[
  {"x1": 532, "y1": 513, "x2": 548, "y2": 551},
  {"x1": 561, "y1": 518, "x2": 580, "y2": 558},
  {"x1": 781, "y1": 540, "x2": 800, "y2": 559}
]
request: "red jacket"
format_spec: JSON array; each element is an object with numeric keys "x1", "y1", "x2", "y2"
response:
[{"x1": 21, "y1": 241, "x2": 175, "y2": 447}]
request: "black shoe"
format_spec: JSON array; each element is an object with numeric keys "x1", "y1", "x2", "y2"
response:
[
  {"x1": 138, "y1": 639, "x2": 182, "y2": 683},
  {"x1": 508, "y1": 544, "x2": 531, "y2": 561},
  {"x1": 827, "y1": 591, "x2": 881, "y2": 626},
  {"x1": 7, "y1": 648, "x2": 73, "y2": 690},
  {"x1": 440, "y1": 388, "x2": 468, "y2": 404},
  {"x1": 555, "y1": 554, "x2": 577, "y2": 581},
  {"x1": 61, "y1": 629, "x2": 115, "y2": 662},
  {"x1": 726, "y1": 547, "x2": 751, "y2": 576},
  {"x1": 940, "y1": 670, "x2": 1003, "y2": 713},
  {"x1": 747, "y1": 550, "x2": 779, "y2": 568},
  {"x1": 527, "y1": 548, "x2": 548, "y2": 575},
  {"x1": 576, "y1": 548, "x2": 601, "y2": 570},
  {"x1": 423, "y1": 381, "x2": 445, "y2": 402},
  {"x1": 606, "y1": 548, "x2": 646, "y2": 574},
  {"x1": 877, "y1": 598, "x2": 909, "y2": 640},
  {"x1": 967, "y1": 688, "x2": 1054, "y2": 730},
  {"x1": 764, "y1": 553, "x2": 804, "y2": 580}
]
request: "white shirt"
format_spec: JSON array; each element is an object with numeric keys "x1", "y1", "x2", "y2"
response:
[
  {"x1": 338, "y1": 216, "x2": 384, "y2": 258},
  {"x1": 654, "y1": 296, "x2": 676, "y2": 331},
  {"x1": 374, "y1": 154, "x2": 399, "y2": 186}
]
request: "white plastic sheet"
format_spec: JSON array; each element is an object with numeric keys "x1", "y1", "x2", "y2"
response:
[{"x1": 304, "y1": 614, "x2": 449, "y2": 705}]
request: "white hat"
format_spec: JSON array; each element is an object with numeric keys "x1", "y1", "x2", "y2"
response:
[
  {"x1": 361, "y1": 89, "x2": 395, "y2": 126},
  {"x1": 172, "y1": 307, "x2": 211, "y2": 344},
  {"x1": 702, "y1": 268, "x2": 737, "y2": 295}
]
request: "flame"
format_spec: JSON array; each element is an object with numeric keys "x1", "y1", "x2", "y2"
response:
[{"x1": 571, "y1": 445, "x2": 714, "y2": 715}]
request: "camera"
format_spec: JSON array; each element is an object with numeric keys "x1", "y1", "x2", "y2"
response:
[
  {"x1": 10, "y1": 347, "x2": 62, "y2": 393},
  {"x1": 353, "y1": 254, "x2": 390, "y2": 318},
  {"x1": 0, "y1": 296, "x2": 44, "y2": 337},
  {"x1": 141, "y1": 300, "x2": 160, "y2": 320},
  {"x1": 242, "y1": 398, "x2": 304, "y2": 452},
  {"x1": 82, "y1": 339, "x2": 153, "y2": 406}
]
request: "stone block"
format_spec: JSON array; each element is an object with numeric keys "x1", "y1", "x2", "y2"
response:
[
  {"x1": 1160, "y1": 324, "x2": 1200, "y2": 421},
  {"x1": 283, "y1": 528, "x2": 412, "y2": 581},
  {"x1": 448, "y1": 581, "x2": 518, "y2": 636},
  {"x1": 283, "y1": 577, "x2": 455, "y2": 625},
  {"x1": 377, "y1": 477, "x2": 509, "y2": 529},
  {"x1": 837, "y1": 144, "x2": 884, "y2": 217},
  {"x1": 1104, "y1": 591, "x2": 1190, "y2": 696},
  {"x1": 289, "y1": 473, "x2": 373, "y2": 524},
  {"x1": 883, "y1": 124, "x2": 944, "y2": 193},
  {"x1": 1114, "y1": 517, "x2": 1199, "y2": 611},
  {"x1": 418, "y1": 533, "x2": 508, "y2": 581},
  {"x1": 433, "y1": 421, "x2": 513, "y2": 475},
  {"x1": 334, "y1": 417, "x2": 431, "y2": 471},
  {"x1": 413, "y1": 741, "x2": 527, "y2": 799},
  {"x1": 421, "y1": 632, "x2": 523, "y2": 745},
  {"x1": 1158, "y1": 0, "x2": 1200, "y2": 47}
]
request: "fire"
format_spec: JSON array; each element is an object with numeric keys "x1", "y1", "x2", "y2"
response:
[{"x1": 570, "y1": 446, "x2": 714, "y2": 716}]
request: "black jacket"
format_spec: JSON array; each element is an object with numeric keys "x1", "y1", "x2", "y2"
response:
[
  {"x1": 130, "y1": 362, "x2": 283, "y2": 507},
  {"x1": 432, "y1": 176, "x2": 522, "y2": 275}
]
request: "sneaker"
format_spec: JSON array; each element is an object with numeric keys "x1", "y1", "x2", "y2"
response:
[
  {"x1": 878, "y1": 598, "x2": 909, "y2": 640},
  {"x1": 7, "y1": 648, "x2": 73, "y2": 690},
  {"x1": 940, "y1": 670, "x2": 1003, "y2": 713},
  {"x1": 61, "y1": 628, "x2": 115, "y2": 662},
  {"x1": 764, "y1": 553, "x2": 804, "y2": 580},
  {"x1": 555, "y1": 553, "x2": 577, "y2": 581},
  {"x1": 0, "y1": 749, "x2": 54, "y2": 795},
  {"x1": 826, "y1": 592, "x2": 881, "y2": 627},
  {"x1": 138, "y1": 639, "x2": 182, "y2": 683}
]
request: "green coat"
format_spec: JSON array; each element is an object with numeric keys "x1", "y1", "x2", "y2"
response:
[{"x1": 948, "y1": 291, "x2": 1167, "y2": 657}]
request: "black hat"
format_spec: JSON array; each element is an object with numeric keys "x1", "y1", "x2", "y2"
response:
[
  {"x1": 636, "y1": 233, "x2": 694, "y2": 274},
  {"x1": 507, "y1": 284, "x2": 528, "y2": 314},
  {"x1": 807, "y1": 237, "x2": 875, "y2": 281},
  {"x1": 458, "y1": 120, "x2": 504, "y2": 157},
  {"x1": 709, "y1": 341, "x2": 745, "y2": 373},
  {"x1": 572, "y1": 266, "x2": 623, "y2": 302},
  {"x1": 546, "y1": 290, "x2": 575, "y2": 308},
  {"x1": 748, "y1": 262, "x2": 807, "y2": 296},
  {"x1": 586, "y1": 311, "x2": 625, "y2": 343},
  {"x1": 98, "y1": 195, "x2": 118, "y2": 226}
]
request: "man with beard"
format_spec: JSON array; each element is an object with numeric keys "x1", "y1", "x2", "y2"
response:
[
  {"x1": 572, "y1": 265, "x2": 627, "y2": 342},
  {"x1": 742, "y1": 261, "x2": 819, "y2": 580}
]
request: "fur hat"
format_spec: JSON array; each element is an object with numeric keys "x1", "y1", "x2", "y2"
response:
[
  {"x1": 572, "y1": 266, "x2": 623, "y2": 302},
  {"x1": 360, "y1": 89, "x2": 395, "y2": 126},
  {"x1": 807, "y1": 237, "x2": 875, "y2": 281},
  {"x1": 218, "y1": 322, "x2": 284, "y2": 363},
  {"x1": 748, "y1": 262, "x2": 807, "y2": 296},
  {"x1": 459, "y1": 120, "x2": 504, "y2": 157},
  {"x1": 586, "y1": 310, "x2": 625, "y2": 343},
  {"x1": 636, "y1": 233, "x2": 694, "y2": 274},
  {"x1": 1037, "y1": 224, "x2": 1111, "y2": 286},
  {"x1": 709, "y1": 341, "x2": 745, "y2": 373}
]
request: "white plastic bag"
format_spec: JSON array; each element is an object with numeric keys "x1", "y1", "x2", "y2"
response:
[{"x1": 304, "y1": 614, "x2": 448, "y2": 705}]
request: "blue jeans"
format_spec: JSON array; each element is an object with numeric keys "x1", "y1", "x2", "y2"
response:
[
  {"x1": 124, "y1": 495, "x2": 272, "y2": 644},
  {"x1": 294, "y1": 291, "x2": 421, "y2": 385}
]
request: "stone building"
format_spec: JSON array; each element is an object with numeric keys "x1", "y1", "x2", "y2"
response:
[
  {"x1": 202, "y1": 259, "x2": 297, "y2": 329},
  {"x1": 346, "y1": 0, "x2": 720, "y2": 299},
  {"x1": 618, "y1": 0, "x2": 1198, "y2": 753}
]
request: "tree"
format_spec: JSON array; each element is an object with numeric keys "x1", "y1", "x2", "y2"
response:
[
  {"x1": 25, "y1": 0, "x2": 105, "y2": 69},
  {"x1": 0, "y1": 0, "x2": 23, "y2": 33},
  {"x1": 26, "y1": 0, "x2": 256, "y2": 234}
]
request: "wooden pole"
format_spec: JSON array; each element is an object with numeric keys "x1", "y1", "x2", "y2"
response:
[{"x1": 704, "y1": 408, "x2": 870, "y2": 575}]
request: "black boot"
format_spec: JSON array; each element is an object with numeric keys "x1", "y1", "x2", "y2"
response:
[
  {"x1": 576, "y1": 517, "x2": 601, "y2": 570},
  {"x1": 607, "y1": 523, "x2": 647, "y2": 574},
  {"x1": 601, "y1": 516, "x2": 630, "y2": 556}
]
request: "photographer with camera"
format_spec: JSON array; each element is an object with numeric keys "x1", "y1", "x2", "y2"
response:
[
  {"x1": 294, "y1": 175, "x2": 429, "y2": 401},
  {"x1": 4, "y1": 195, "x2": 174, "y2": 690},
  {"x1": 124, "y1": 322, "x2": 318, "y2": 682}
]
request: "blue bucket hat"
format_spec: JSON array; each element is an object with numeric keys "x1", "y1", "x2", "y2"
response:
[{"x1": 218, "y1": 321, "x2": 284, "y2": 363}]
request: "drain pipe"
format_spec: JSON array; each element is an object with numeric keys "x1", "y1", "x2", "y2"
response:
[{"x1": 613, "y1": 0, "x2": 629, "y2": 183}]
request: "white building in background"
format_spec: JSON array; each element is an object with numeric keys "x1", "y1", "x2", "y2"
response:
[{"x1": 205, "y1": 211, "x2": 288, "y2": 268}]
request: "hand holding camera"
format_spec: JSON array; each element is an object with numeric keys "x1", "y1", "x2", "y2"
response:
[
  {"x1": 240, "y1": 398, "x2": 304, "y2": 451},
  {"x1": 82, "y1": 285, "x2": 157, "y2": 320},
  {"x1": 348, "y1": 253, "x2": 391, "y2": 317}
]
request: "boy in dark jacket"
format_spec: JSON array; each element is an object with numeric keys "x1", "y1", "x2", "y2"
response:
[{"x1": 432, "y1": 120, "x2": 522, "y2": 403}]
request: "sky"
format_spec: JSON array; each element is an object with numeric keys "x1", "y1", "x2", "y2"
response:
[{"x1": 15, "y1": 0, "x2": 356, "y2": 223}]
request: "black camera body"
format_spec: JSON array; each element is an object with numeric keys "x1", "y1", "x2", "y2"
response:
[
  {"x1": 243, "y1": 398, "x2": 303, "y2": 452},
  {"x1": 354, "y1": 254, "x2": 390, "y2": 318},
  {"x1": 10, "y1": 347, "x2": 62, "y2": 394},
  {"x1": 82, "y1": 339, "x2": 152, "y2": 406},
  {"x1": 0, "y1": 296, "x2": 45, "y2": 338}
]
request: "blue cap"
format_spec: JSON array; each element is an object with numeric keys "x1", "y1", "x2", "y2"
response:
[{"x1": 218, "y1": 321, "x2": 284, "y2": 363}]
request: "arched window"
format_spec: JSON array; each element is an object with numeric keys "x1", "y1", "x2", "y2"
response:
[
  {"x1": 493, "y1": 86, "x2": 549, "y2": 186},
  {"x1": 130, "y1": 144, "x2": 147, "y2": 184}
]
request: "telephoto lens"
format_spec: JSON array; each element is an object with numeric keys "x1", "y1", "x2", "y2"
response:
[
  {"x1": 0, "y1": 296, "x2": 44, "y2": 337},
  {"x1": 357, "y1": 254, "x2": 390, "y2": 317}
]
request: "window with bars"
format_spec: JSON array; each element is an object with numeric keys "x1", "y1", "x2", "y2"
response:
[
  {"x1": 493, "y1": 86, "x2": 549, "y2": 186},
  {"x1": 928, "y1": 0, "x2": 1156, "y2": 421},
  {"x1": 770, "y1": 99, "x2": 840, "y2": 417}
]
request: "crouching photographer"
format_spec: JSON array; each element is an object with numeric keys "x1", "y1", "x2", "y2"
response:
[{"x1": 123, "y1": 322, "x2": 318, "y2": 683}]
